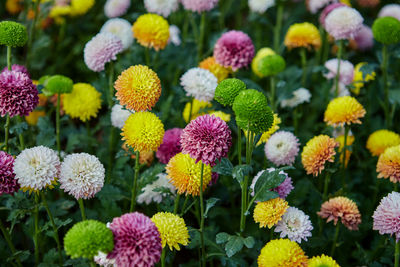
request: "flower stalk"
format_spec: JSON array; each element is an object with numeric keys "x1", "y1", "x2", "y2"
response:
[{"x1": 130, "y1": 151, "x2": 140, "y2": 212}]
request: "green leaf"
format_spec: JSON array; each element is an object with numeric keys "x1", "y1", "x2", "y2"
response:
[
  {"x1": 255, "y1": 190, "x2": 279, "y2": 203},
  {"x1": 212, "y1": 158, "x2": 233, "y2": 176},
  {"x1": 359, "y1": 63, "x2": 378, "y2": 80},
  {"x1": 232, "y1": 165, "x2": 252, "y2": 185},
  {"x1": 36, "y1": 117, "x2": 56, "y2": 147},
  {"x1": 204, "y1": 198, "x2": 219, "y2": 218},
  {"x1": 96, "y1": 184, "x2": 126, "y2": 202},
  {"x1": 224, "y1": 236, "x2": 243, "y2": 257},
  {"x1": 254, "y1": 169, "x2": 286, "y2": 194},
  {"x1": 216, "y1": 232, "x2": 230, "y2": 244},
  {"x1": 9, "y1": 121, "x2": 28, "y2": 135},
  {"x1": 389, "y1": 90, "x2": 400, "y2": 105},
  {"x1": 243, "y1": 236, "x2": 255, "y2": 249}
]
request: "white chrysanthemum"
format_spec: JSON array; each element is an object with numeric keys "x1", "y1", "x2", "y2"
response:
[
  {"x1": 168, "y1": 25, "x2": 181, "y2": 46},
  {"x1": 59, "y1": 153, "x2": 105, "y2": 200},
  {"x1": 264, "y1": 131, "x2": 300, "y2": 166},
  {"x1": 13, "y1": 146, "x2": 60, "y2": 192},
  {"x1": 248, "y1": 0, "x2": 275, "y2": 13},
  {"x1": 307, "y1": 0, "x2": 335, "y2": 14},
  {"x1": 378, "y1": 4, "x2": 400, "y2": 21},
  {"x1": 275, "y1": 207, "x2": 313, "y2": 243},
  {"x1": 137, "y1": 173, "x2": 176, "y2": 205},
  {"x1": 325, "y1": 6, "x2": 363, "y2": 40},
  {"x1": 100, "y1": 18, "x2": 134, "y2": 51},
  {"x1": 111, "y1": 104, "x2": 134, "y2": 129},
  {"x1": 94, "y1": 251, "x2": 116, "y2": 267},
  {"x1": 104, "y1": 0, "x2": 131, "y2": 18},
  {"x1": 144, "y1": 0, "x2": 179, "y2": 17},
  {"x1": 180, "y1": 68, "x2": 218, "y2": 102},
  {"x1": 324, "y1": 58, "x2": 354, "y2": 85},
  {"x1": 281, "y1": 88, "x2": 311, "y2": 108}
]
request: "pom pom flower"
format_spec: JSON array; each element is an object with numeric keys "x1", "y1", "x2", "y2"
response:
[
  {"x1": 352, "y1": 62, "x2": 375, "y2": 94},
  {"x1": 378, "y1": 4, "x2": 400, "y2": 22},
  {"x1": 281, "y1": 88, "x2": 311, "y2": 108},
  {"x1": 324, "y1": 96, "x2": 366, "y2": 126},
  {"x1": 110, "y1": 104, "x2": 133, "y2": 129},
  {"x1": 156, "y1": 128, "x2": 183, "y2": 164},
  {"x1": 257, "y1": 113, "x2": 281, "y2": 145},
  {"x1": 324, "y1": 59, "x2": 354, "y2": 86},
  {"x1": 132, "y1": 14, "x2": 170, "y2": 51},
  {"x1": 181, "y1": 0, "x2": 219, "y2": 13},
  {"x1": 100, "y1": 18, "x2": 134, "y2": 51},
  {"x1": 137, "y1": 173, "x2": 176, "y2": 204},
  {"x1": 104, "y1": 0, "x2": 130, "y2": 18},
  {"x1": 253, "y1": 198, "x2": 289, "y2": 228},
  {"x1": 257, "y1": 239, "x2": 308, "y2": 267},
  {"x1": 325, "y1": 6, "x2": 363, "y2": 40},
  {"x1": 284, "y1": 22, "x2": 321, "y2": 50},
  {"x1": 367, "y1": 129, "x2": 400, "y2": 157},
  {"x1": 264, "y1": 131, "x2": 300, "y2": 166},
  {"x1": 372, "y1": 17, "x2": 400, "y2": 45},
  {"x1": 42, "y1": 75, "x2": 73, "y2": 95},
  {"x1": 373, "y1": 192, "x2": 400, "y2": 241},
  {"x1": 248, "y1": 0, "x2": 275, "y2": 13},
  {"x1": 252, "y1": 47, "x2": 276, "y2": 77},
  {"x1": 0, "y1": 21, "x2": 27, "y2": 47},
  {"x1": 376, "y1": 145, "x2": 400, "y2": 183},
  {"x1": 306, "y1": 0, "x2": 336, "y2": 14},
  {"x1": 214, "y1": 78, "x2": 246, "y2": 106},
  {"x1": 199, "y1": 57, "x2": 231, "y2": 82},
  {"x1": 257, "y1": 54, "x2": 286, "y2": 77},
  {"x1": 275, "y1": 207, "x2": 313, "y2": 243},
  {"x1": 1, "y1": 64, "x2": 29, "y2": 77},
  {"x1": 0, "y1": 151, "x2": 20, "y2": 195},
  {"x1": 180, "y1": 68, "x2": 218, "y2": 102},
  {"x1": 144, "y1": 0, "x2": 179, "y2": 17},
  {"x1": 182, "y1": 99, "x2": 211, "y2": 123},
  {"x1": 308, "y1": 255, "x2": 340, "y2": 267}
]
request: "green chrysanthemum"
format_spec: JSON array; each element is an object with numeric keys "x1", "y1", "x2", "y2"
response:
[
  {"x1": 214, "y1": 78, "x2": 246, "y2": 106},
  {"x1": 43, "y1": 75, "x2": 73, "y2": 95},
  {"x1": 372, "y1": 17, "x2": 400, "y2": 45},
  {"x1": 64, "y1": 220, "x2": 114, "y2": 259},
  {"x1": 257, "y1": 54, "x2": 286, "y2": 77},
  {"x1": 0, "y1": 21, "x2": 28, "y2": 47}
]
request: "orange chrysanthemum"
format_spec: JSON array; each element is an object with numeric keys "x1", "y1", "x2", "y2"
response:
[
  {"x1": 336, "y1": 134, "x2": 355, "y2": 167},
  {"x1": 132, "y1": 13, "x2": 170, "y2": 51},
  {"x1": 324, "y1": 96, "x2": 366, "y2": 126},
  {"x1": 317, "y1": 196, "x2": 362, "y2": 231},
  {"x1": 253, "y1": 198, "x2": 289, "y2": 228},
  {"x1": 199, "y1": 57, "x2": 231, "y2": 82},
  {"x1": 301, "y1": 135, "x2": 338, "y2": 176},
  {"x1": 366, "y1": 129, "x2": 400, "y2": 156},
  {"x1": 115, "y1": 65, "x2": 161, "y2": 112},
  {"x1": 166, "y1": 153, "x2": 212, "y2": 196},
  {"x1": 284, "y1": 22, "x2": 321, "y2": 50},
  {"x1": 377, "y1": 145, "x2": 400, "y2": 183}
]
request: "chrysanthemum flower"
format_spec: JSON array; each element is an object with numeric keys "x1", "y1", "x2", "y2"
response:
[
  {"x1": 308, "y1": 254, "x2": 340, "y2": 267},
  {"x1": 378, "y1": 4, "x2": 400, "y2": 21},
  {"x1": 258, "y1": 239, "x2": 308, "y2": 267},
  {"x1": 324, "y1": 96, "x2": 366, "y2": 126},
  {"x1": 168, "y1": 25, "x2": 181, "y2": 46},
  {"x1": 144, "y1": 0, "x2": 179, "y2": 17},
  {"x1": 353, "y1": 24, "x2": 374, "y2": 51},
  {"x1": 214, "y1": 30, "x2": 255, "y2": 71},
  {"x1": 301, "y1": 135, "x2": 338, "y2": 176},
  {"x1": 0, "y1": 21, "x2": 27, "y2": 47},
  {"x1": 324, "y1": 59, "x2": 354, "y2": 85},
  {"x1": 275, "y1": 207, "x2": 313, "y2": 243},
  {"x1": 6, "y1": 0, "x2": 23, "y2": 15},
  {"x1": 94, "y1": 251, "x2": 116, "y2": 267},
  {"x1": 151, "y1": 212, "x2": 189, "y2": 251},
  {"x1": 367, "y1": 130, "x2": 400, "y2": 157},
  {"x1": 0, "y1": 70, "x2": 38, "y2": 118},
  {"x1": 13, "y1": 146, "x2": 60, "y2": 192},
  {"x1": 251, "y1": 47, "x2": 275, "y2": 77},
  {"x1": 64, "y1": 220, "x2": 114, "y2": 259},
  {"x1": 59, "y1": 153, "x2": 105, "y2": 199},
  {"x1": 254, "y1": 198, "x2": 289, "y2": 228},
  {"x1": 182, "y1": 99, "x2": 211, "y2": 123},
  {"x1": 284, "y1": 22, "x2": 321, "y2": 50},
  {"x1": 122, "y1": 111, "x2": 165, "y2": 152},
  {"x1": 111, "y1": 104, "x2": 133, "y2": 129},
  {"x1": 137, "y1": 173, "x2": 176, "y2": 204},
  {"x1": 104, "y1": 0, "x2": 130, "y2": 18},
  {"x1": 351, "y1": 62, "x2": 375, "y2": 94},
  {"x1": 108, "y1": 212, "x2": 162, "y2": 266},
  {"x1": 0, "y1": 151, "x2": 19, "y2": 195},
  {"x1": 199, "y1": 57, "x2": 231, "y2": 83},
  {"x1": 257, "y1": 113, "x2": 281, "y2": 145},
  {"x1": 281, "y1": 88, "x2": 311, "y2": 108},
  {"x1": 373, "y1": 192, "x2": 400, "y2": 241},
  {"x1": 132, "y1": 13, "x2": 170, "y2": 51},
  {"x1": 318, "y1": 196, "x2": 362, "y2": 230},
  {"x1": 166, "y1": 153, "x2": 212, "y2": 196},
  {"x1": 208, "y1": 111, "x2": 231, "y2": 122},
  {"x1": 115, "y1": 65, "x2": 161, "y2": 112},
  {"x1": 248, "y1": 0, "x2": 275, "y2": 13},
  {"x1": 69, "y1": 0, "x2": 95, "y2": 16},
  {"x1": 335, "y1": 134, "x2": 354, "y2": 167},
  {"x1": 180, "y1": 68, "x2": 218, "y2": 102},
  {"x1": 325, "y1": 6, "x2": 363, "y2": 40},
  {"x1": 25, "y1": 110, "x2": 46, "y2": 126},
  {"x1": 250, "y1": 168, "x2": 294, "y2": 199},
  {"x1": 181, "y1": 0, "x2": 218, "y2": 13},
  {"x1": 214, "y1": 78, "x2": 246, "y2": 106},
  {"x1": 156, "y1": 128, "x2": 183, "y2": 164},
  {"x1": 357, "y1": 0, "x2": 379, "y2": 8},
  {"x1": 62, "y1": 83, "x2": 101, "y2": 122},
  {"x1": 372, "y1": 17, "x2": 400, "y2": 45},
  {"x1": 129, "y1": 150, "x2": 154, "y2": 166},
  {"x1": 306, "y1": 0, "x2": 336, "y2": 14},
  {"x1": 257, "y1": 54, "x2": 286, "y2": 77},
  {"x1": 1, "y1": 64, "x2": 30, "y2": 77},
  {"x1": 100, "y1": 18, "x2": 134, "y2": 51},
  {"x1": 377, "y1": 145, "x2": 400, "y2": 183},
  {"x1": 181, "y1": 114, "x2": 232, "y2": 166},
  {"x1": 265, "y1": 131, "x2": 300, "y2": 166}
]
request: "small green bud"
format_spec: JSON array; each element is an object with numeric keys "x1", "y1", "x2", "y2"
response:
[{"x1": 0, "y1": 21, "x2": 28, "y2": 47}]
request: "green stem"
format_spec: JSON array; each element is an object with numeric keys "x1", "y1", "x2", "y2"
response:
[
  {"x1": 182, "y1": 11, "x2": 190, "y2": 46},
  {"x1": 322, "y1": 30, "x2": 329, "y2": 64},
  {"x1": 108, "y1": 61, "x2": 114, "y2": 108},
  {"x1": 173, "y1": 193, "x2": 181, "y2": 214},
  {"x1": 300, "y1": 48, "x2": 307, "y2": 87},
  {"x1": 41, "y1": 192, "x2": 63, "y2": 266},
  {"x1": 130, "y1": 151, "x2": 140, "y2": 212},
  {"x1": 199, "y1": 163, "x2": 206, "y2": 267},
  {"x1": 273, "y1": 3, "x2": 284, "y2": 53},
  {"x1": 107, "y1": 126, "x2": 115, "y2": 183},
  {"x1": 270, "y1": 76, "x2": 276, "y2": 111},
  {"x1": 34, "y1": 193, "x2": 40, "y2": 265},
  {"x1": 161, "y1": 248, "x2": 166, "y2": 267},
  {"x1": 334, "y1": 40, "x2": 343, "y2": 97},
  {"x1": 0, "y1": 220, "x2": 22, "y2": 267},
  {"x1": 26, "y1": 0, "x2": 40, "y2": 69},
  {"x1": 4, "y1": 115, "x2": 10, "y2": 152},
  {"x1": 341, "y1": 126, "x2": 349, "y2": 191},
  {"x1": 144, "y1": 47, "x2": 150, "y2": 67},
  {"x1": 395, "y1": 240, "x2": 399, "y2": 267},
  {"x1": 395, "y1": 183, "x2": 398, "y2": 192},
  {"x1": 237, "y1": 127, "x2": 242, "y2": 165},
  {"x1": 78, "y1": 198, "x2": 86, "y2": 220},
  {"x1": 188, "y1": 98, "x2": 193, "y2": 123},
  {"x1": 382, "y1": 45, "x2": 391, "y2": 129},
  {"x1": 293, "y1": 107, "x2": 298, "y2": 136},
  {"x1": 90, "y1": 261, "x2": 96, "y2": 267},
  {"x1": 16, "y1": 117, "x2": 25, "y2": 151},
  {"x1": 86, "y1": 121, "x2": 92, "y2": 153},
  {"x1": 180, "y1": 195, "x2": 190, "y2": 216},
  {"x1": 198, "y1": 12, "x2": 206, "y2": 61},
  {"x1": 56, "y1": 94, "x2": 61, "y2": 157},
  {"x1": 7, "y1": 46, "x2": 11, "y2": 70},
  {"x1": 330, "y1": 223, "x2": 340, "y2": 257},
  {"x1": 240, "y1": 130, "x2": 253, "y2": 233},
  {"x1": 322, "y1": 171, "x2": 331, "y2": 201}
]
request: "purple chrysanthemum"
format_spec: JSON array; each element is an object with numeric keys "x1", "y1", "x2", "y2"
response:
[
  {"x1": 1, "y1": 64, "x2": 30, "y2": 78},
  {"x1": 104, "y1": 0, "x2": 131, "y2": 18},
  {"x1": 324, "y1": 6, "x2": 363, "y2": 40},
  {"x1": 324, "y1": 58, "x2": 354, "y2": 85},
  {"x1": 156, "y1": 128, "x2": 183, "y2": 164},
  {"x1": 250, "y1": 168, "x2": 294, "y2": 199},
  {"x1": 181, "y1": 0, "x2": 219, "y2": 13},
  {"x1": 373, "y1": 192, "x2": 400, "y2": 242},
  {"x1": 0, "y1": 70, "x2": 38, "y2": 118},
  {"x1": 354, "y1": 24, "x2": 374, "y2": 51},
  {"x1": 264, "y1": 131, "x2": 300, "y2": 166},
  {"x1": 181, "y1": 114, "x2": 232, "y2": 166},
  {"x1": 275, "y1": 207, "x2": 313, "y2": 243},
  {"x1": 84, "y1": 32, "x2": 123, "y2": 72},
  {"x1": 107, "y1": 212, "x2": 162, "y2": 266},
  {"x1": 0, "y1": 151, "x2": 19, "y2": 195},
  {"x1": 319, "y1": 3, "x2": 346, "y2": 27},
  {"x1": 213, "y1": 30, "x2": 255, "y2": 71}
]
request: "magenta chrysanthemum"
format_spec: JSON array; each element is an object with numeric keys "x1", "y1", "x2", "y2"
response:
[
  {"x1": 354, "y1": 24, "x2": 374, "y2": 51},
  {"x1": 1, "y1": 64, "x2": 30, "y2": 78},
  {"x1": 156, "y1": 128, "x2": 183, "y2": 164},
  {"x1": 324, "y1": 6, "x2": 364, "y2": 40},
  {"x1": 319, "y1": 3, "x2": 346, "y2": 27},
  {"x1": 181, "y1": 114, "x2": 232, "y2": 166},
  {"x1": 84, "y1": 32, "x2": 123, "y2": 72},
  {"x1": 213, "y1": 30, "x2": 255, "y2": 71},
  {"x1": 107, "y1": 212, "x2": 162, "y2": 266},
  {"x1": 250, "y1": 168, "x2": 294, "y2": 199},
  {"x1": 181, "y1": 0, "x2": 219, "y2": 13},
  {"x1": 264, "y1": 131, "x2": 300, "y2": 166},
  {"x1": 0, "y1": 151, "x2": 19, "y2": 195},
  {"x1": 104, "y1": 0, "x2": 131, "y2": 18},
  {"x1": 373, "y1": 192, "x2": 400, "y2": 242},
  {"x1": 0, "y1": 70, "x2": 38, "y2": 118},
  {"x1": 324, "y1": 59, "x2": 354, "y2": 85}
]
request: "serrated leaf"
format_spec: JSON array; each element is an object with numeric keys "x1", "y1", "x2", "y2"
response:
[
  {"x1": 204, "y1": 198, "x2": 219, "y2": 218},
  {"x1": 216, "y1": 232, "x2": 230, "y2": 244},
  {"x1": 232, "y1": 165, "x2": 252, "y2": 185},
  {"x1": 243, "y1": 236, "x2": 255, "y2": 248},
  {"x1": 225, "y1": 236, "x2": 243, "y2": 257},
  {"x1": 212, "y1": 158, "x2": 233, "y2": 176}
]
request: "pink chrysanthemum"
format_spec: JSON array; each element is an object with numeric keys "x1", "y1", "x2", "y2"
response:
[
  {"x1": 324, "y1": 6, "x2": 364, "y2": 40},
  {"x1": 324, "y1": 59, "x2": 354, "y2": 85},
  {"x1": 306, "y1": 0, "x2": 336, "y2": 14},
  {"x1": 104, "y1": 0, "x2": 131, "y2": 18},
  {"x1": 156, "y1": 128, "x2": 183, "y2": 164},
  {"x1": 264, "y1": 131, "x2": 300, "y2": 166},
  {"x1": 319, "y1": 3, "x2": 346, "y2": 27},
  {"x1": 107, "y1": 212, "x2": 162, "y2": 266},
  {"x1": 373, "y1": 192, "x2": 400, "y2": 241},
  {"x1": 84, "y1": 32, "x2": 123, "y2": 72},
  {"x1": 181, "y1": 114, "x2": 232, "y2": 166},
  {"x1": 378, "y1": 4, "x2": 400, "y2": 22},
  {"x1": 0, "y1": 70, "x2": 38, "y2": 118},
  {"x1": 354, "y1": 24, "x2": 374, "y2": 51},
  {"x1": 181, "y1": 0, "x2": 219, "y2": 13},
  {"x1": 250, "y1": 168, "x2": 294, "y2": 199},
  {"x1": 214, "y1": 30, "x2": 255, "y2": 71},
  {"x1": 1, "y1": 64, "x2": 30, "y2": 78},
  {"x1": 0, "y1": 151, "x2": 19, "y2": 195}
]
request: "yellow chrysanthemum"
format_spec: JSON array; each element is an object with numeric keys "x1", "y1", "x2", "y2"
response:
[
  {"x1": 6, "y1": 0, "x2": 23, "y2": 15},
  {"x1": 38, "y1": 94, "x2": 48, "y2": 106},
  {"x1": 49, "y1": 5, "x2": 72, "y2": 19},
  {"x1": 336, "y1": 134, "x2": 355, "y2": 167},
  {"x1": 208, "y1": 111, "x2": 231, "y2": 122},
  {"x1": 284, "y1": 22, "x2": 321, "y2": 50},
  {"x1": 151, "y1": 212, "x2": 190, "y2": 251},
  {"x1": 339, "y1": 0, "x2": 351, "y2": 6},
  {"x1": 257, "y1": 113, "x2": 281, "y2": 146},
  {"x1": 352, "y1": 63, "x2": 376, "y2": 95},
  {"x1": 25, "y1": 111, "x2": 46, "y2": 126},
  {"x1": 252, "y1": 47, "x2": 276, "y2": 77},
  {"x1": 115, "y1": 65, "x2": 162, "y2": 112},
  {"x1": 122, "y1": 111, "x2": 165, "y2": 153},
  {"x1": 377, "y1": 145, "x2": 400, "y2": 183},
  {"x1": 253, "y1": 198, "x2": 288, "y2": 228},
  {"x1": 183, "y1": 99, "x2": 212, "y2": 123},
  {"x1": 132, "y1": 14, "x2": 170, "y2": 51},
  {"x1": 324, "y1": 96, "x2": 366, "y2": 126},
  {"x1": 258, "y1": 239, "x2": 308, "y2": 267},
  {"x1": 199, "y1": 57, "x2": 231, "y2": 82},
  {"x1": 302, "y1": 135, "x2": 338, "y2": 176},
  {"x1": 308, "y1": 254, "x2": 340, "y2": 267},
  {"x1": 62, "y1": 83, "x2": 101, "y2": 122},
  {"x1": 166, "y1": 153, "x2": 212, "y2": 196},
  {"x1": 69, "y1": 0, "x2": 95, "y2": 16},
  {"x1": 367, "y1": 129, "x2": 400, "y2": 156}
]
